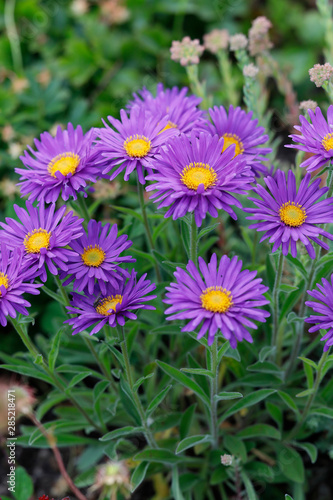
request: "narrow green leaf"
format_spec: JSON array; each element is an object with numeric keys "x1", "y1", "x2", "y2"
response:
[
  {"x1": 241, "y1": 472, "x2": 257, "y2": 500},
  {"x1": 299, "y1": 357, "x2": 318, "y2": 370},
  {"x1": 133, "y1": 373, "x2": 154, "y2": 392},
  {"x1": 180, "y1": 404, "x2": 196, "y2": 441},
  {"x1": 275, "y1": 444, "x2": 304, "y2": 484},
  {"x1": 41, "y1": 285, "x2": 67, "y2": 305},
  {"x1": 131, "y1": 461, "x2": 149, "y2": 492},
  {"x1": 134, "y1": 448, "x2": 182, "y2": 464},
  {"x1": 219, "y1": 389, "x2": 276, "y2": 423},
  {"x1": 100, "y1": 426, "x2": 144, "y2": 442},
  {"x1": 67, "y1": 371, "x2": 92, "y2": 388},
  {"x1": 224, "y1": 434, "x2": 247, "y2": 462},
  {"x1": 293, "y1": 441, "x2": 317, "y2": 464},
  {"x1": 214, "y1": 392, "x2": 243, "y2": 401},
  {"x1": 181, "y1": 368, "x2": 213, "y2": 378},
  {"x1": 310, "y1": 406, "x2": 333, "y2": 418},
  {"x1": 237, "y1": 424, "x2": 281, "y2": 440},
  {"x1": 156, "y1": 360, "x2": 210, "y2": 406},
  {"x1": 303, "y1": 362, "x2": 314, "y2": 389},
  {"x1": 278, "y1": 391, "x2": 299, "y2": 414},
  {"x1": 296, "y1": 388, "x2": 315, "y2": 398},
  {"x1": 150, "y1": 323, "x2": 183, "y2": 335},
  {"x1": 218, "y1": 342, "x2": 230, "y2": 363},
  {"x1": 198, "y1": 223, "x2": 220, "y2": 240},
  {"x1": 279, "y1": 280, "x2": 305, "y2": 322},
  {"x1": 147, "y1": 385, "x2": 172, "y2": 416},
  {"x1": 176, "y1": 434, "x2": 211, "y2": 454},
  {"x1": 285, "y1": 495, "x2": 294, "y2": 500},
  {"x1": 171, "y1": 466, "x2": 186, "y2": 500},
  {"x1": 285, "y1": 254, "x2": 307, "y2": 277},
  {"x1": 280, "y1": 284, "x2": 299, "y2": 293},
  {"x1": 110, "y1": 204, "x2": 143, "y2": 222},
  {"x1": 259, "y1": 346, "x2": 276, "y2": 363}
]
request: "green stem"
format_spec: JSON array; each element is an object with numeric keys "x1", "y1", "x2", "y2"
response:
[
  {"x1": 286, "y1": 166, "x2": 333, "y2": 376},
  {"x1": 185, "y1": 65, "x2": 212, "y2": 110},
  {"x1": 271, "y1": 252, "x2": 284, "y2": 356},
  {"x1": 137, "y1": 177, "x2": 162, "y2": 282},
  {"x1": 54, "y1": 274, "x2": 70, "y2": 306},
  {"x1": 10, "y1": 317, "x2": 104, "y2": 433},
  {"x1": 288, "y1": 348, "x2": 330, "y2": 440},
  {"x1": 76, "y1": 194, "x2": 91, "y2": 226},
  {"x1": 4, "y1": 0, "x2": 23, "y2": 74},
  {"x1": 217, "y1": 50, "x2": 238, "y2": 107},
  {"x1": 209, "y1": 340, "x2": 219, "y2": 448},
  {"x1": 189, "y1": 213, "x2": 198, "y2": 264},
  {"x1": 119, "y1": 326, "x2": 157, "y2": 448}
]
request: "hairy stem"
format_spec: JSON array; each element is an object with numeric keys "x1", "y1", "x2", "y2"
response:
[
  {"x1": 271, "y1": 252, "x2": 284, "y2": 357},
  {"x1": 209, "y1": 340, "x2": 219, "y2": 448},
  {"x1": 137, "y1": 177, "x2": 162, "y2": 282},
  {"x1": 189, "y1": 212, "x2": 198, "y2": 264},
  {"x1": 119, "y1": 325, "x2": 157, "y2": 448}
]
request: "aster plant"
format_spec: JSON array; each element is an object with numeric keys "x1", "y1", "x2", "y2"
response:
[
  {"x1": 0, "y1": 245, "x2": 42, "y2": 326},
  {"x1": 16, "y1": 123, "x2": 105, "y2": 203},
  {"x1": 60, "y1": 219, "x2": 135, "y2": 294},
  {"x1": 164, "y1": 253, "x2": 270, "y2": 347},
  {"x1": 65, "y1": 270, "x2": 156, "y2": 335},
  {"x1": 146, "y1": 130, "x2": 254, "y2": 227},
  {"x1": 287, "y1": 105, "x2": 333, "y2": 172},
  {"x1": 0, "y1": 202, "x2": 83, "y2": 281},
  {"x1": 245, "y1": 169, "x2": 333, "y2": 258},
  {"x1": 128, "y1": 83, "x2": 205, "y2": 135},
  {"x1": 97, "y1": 105, "x2": 178, "y2": 184},
  {"x1": 205, "y1": 105, "x2": 272, "y2": 176}
]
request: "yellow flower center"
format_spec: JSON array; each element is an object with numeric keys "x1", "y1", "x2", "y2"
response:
[
  {"x1": 200, "y1": 286, "x2": 233, "y2": 313},
  {"x1": 48, "y1": 152, "x2": 80, "y2": 178},
  {"x1": 181, "y1": 162, "x2": 217, "y2": 191},
  {"x1": 96, "y1": 295, "x2": 123, "y2": 315},
  {"x1": 0, "y1": 273, "x2": 9, "y2": 295},
  {"x1": 124, "y1": 135, "x2": 151, "y2": 158},
  {"x1": 322, "y1": 133, "x2": 333, "y2": 151},
  {"x1": 81, "y1": 245, "x2": 105, "y2": 267},
  {"x1": 221, "y1": 133, "x2": 244, "y2": 157},
  {"x1": 24, "y1": 229, "x2": 51, "y2": 253},
  {"x1": 279, "y1": 202, "x2": 307, "y2": 227},
  {"x1": 159, "y1": 121, "x2": 178, "y2": 134}
]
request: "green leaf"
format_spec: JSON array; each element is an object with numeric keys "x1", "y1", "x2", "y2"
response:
[
  {"x1": 278, "y1": 391, "x2": 300, "y2": 415},
  {"x1": 214, "y1": 392, "x2": 243, "y2": 401},
  {"x1": 279, "y1": 281, "x2": 305, "y2": 322},
  {"x1": 266, "y1": 402, "x2": 283, "y2": 430},
  {"x1": 218, "y1": 342, "x2": 230, "y2": 363},
  {"x1": 280, "y1": 284, "x2": 299, "y2": 293},
  {"x1": 110, "y1": 204, "x2": 143, "y2": 222},
  {"x1": 266, "y1": 253, "x2": 275, "y2": 289},
  {"x1": 119, "y1": 377, "x2": 141, "y2": 426},
  {"x1": 296, "y1": 388, "x2": 315, "y2": 398},
  {"x1": 1, "y1": 364, "x2": 52, "y2": 384},
  {"x1": 147, "y1": 385, "x2": 172, "y2": 416},
  {"x1": 181, "y1": 367, "x2": 213, "y2": 378},
  {"x1": 156, "y1": 360, "x2": 210, "y2": 406},
  {"x1": 247, "y1": 361, "x2": 284, "y2": 377},
  {"x1": 134, "y1": 448, "x2": 182, "y2": 464},
  {"x1": 176, "y1": 435, "x2": 211, "y2": 454},
  {"x1": 285, "y1": 254, "x2": 307, "y2": 278},
  {"x1": 133, "y1": 373, "x2": 154, "y2": 392},
  {"x1": 310, "y1": 406, "x2": 333, "y2": 418},
  {"x1": 150, "y1": 323, "x2": 183, "y2": 335},
  {"x1": 210, "y1": 466, "x2": 228, "y2": 485},
  {"x1": 219, "y1": 389, "x2": 276, "y2": 423},
  {"x1": 12, "y1": 466, "x2": 33, "y2": 500},
  {"x1": 41, "y1": 285, "x2": 67, "y2": 305},
  {"x1": 100, "y1": 426, "x2": 144, "y2": 442},
  {"x1": 180, "y1": 404, "x2": 196, "y2": 441},
  {"x1": 293, "y1": 441, "x2": 318, "y2": 464},
  {"x1": 303, "y1": 362, "x2": 314, "y2": 389},
  {"x1": 241, "y1": 472, "x2": 257, "y2": 500},
  {"x1": 224, "y1": 434, "x2": 247, "y2": 462},
  {"x1": 298, "y1": 357, "x2": 318, "y2": 370},
  {"x1": 171, "y1": 466, "x2": 186, "y2": 500},
  {"x1": 275, "y1": 444, "x2": 304, "y2": 484},
  {"x1": 67, "y1": 371, "x2": 92, "y2": 388},
  {"x1": 131, "y1": 461, "x2": 149, "y2": 492},
  {"x1": 130, "y1": 247, "x2": 156, "y2": 264},
  {"x1": 259, "y1": 346, "x2": 276, "y2": 362},
  {"x1": 198, "y1": 222, "x2": 220, "y2": 240},
  {"x1": 285, "y1": 495, "x2": 294, "y2": 500},
  {"x1": 237, "y1": 424, "x2": 281, "y2": 440},
  {"x1": 181, "y1": 220, "x2": 191, "y2": 258}
]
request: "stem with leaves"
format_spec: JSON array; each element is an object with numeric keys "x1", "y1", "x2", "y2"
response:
[
  {"x1": 288, "y1": 348, "x2": 330, "y2": 440},
  {"x1": 271, "y1": 252, "x2": 284, "y2": 357},
  {"x1": 118, "y1": 325, "x2": 157, "y2": 448},
  {"x1": 217, "y1": 50, "x2": 238, "y2": 107},
  {"x1": 185, "y1": 65, "x2": 212, "y2": 110},
  {"x1": 10, "y1": 317, "x2": 104, "y2": 433},
  {"x1": 209, "y1": 340, "x2": 219, "y2": 448},
  {"x1": 137, "y1": 177, "x2": 162, "y2": 282}
]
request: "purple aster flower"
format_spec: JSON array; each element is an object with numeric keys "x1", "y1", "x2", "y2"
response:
[
  {"x1": 287, "y1": 105, "x2": 333, "y2": 172},
  {"x1": 0, "y1": 245, "x2": 42, "y2": 326},
  {"x1": 16, "y1": 123, "x2": 105, "y2": 203},
  {"x1": 305, "y1": 275, "x2": 333, "y2": 351},
  {"x1": 128, "y1": 84, "x2": 204, "y2": 134},
  {"x1": 164, "y1": 253, "x2": 270, "y2": 347},
  {"x1": 204, "y1": 105, "x2": 272, "y2": 177},
  {"x1": 244, "y1": 169, "x2": 333, "y2": 258},
  {"x1": 97, "y1": 105, "x2": 178, "y2": 184},
  {"x1": 145, "y1": 130, "x2": 254, "y2": 227},
  {"x1": 60, "y1": 219, "x2": 135, "y2": 295},
  {"x1": 65, "y1": 270, "x2": 157, "y2": 335},
  {"x1": 0, "y1": 202, "x2": 84, "y2": 282}
]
